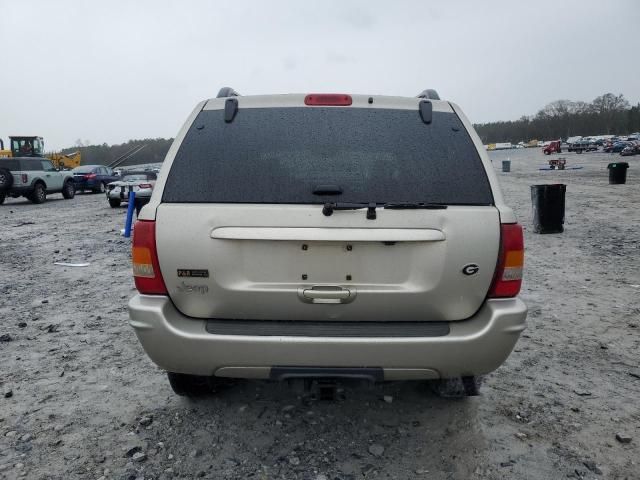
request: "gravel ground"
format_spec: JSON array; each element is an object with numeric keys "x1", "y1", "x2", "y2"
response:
[{"x1": 1, "y1": 149, "x2": 639, "y2": 480}]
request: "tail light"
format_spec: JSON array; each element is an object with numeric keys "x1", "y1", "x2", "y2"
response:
[
  {"x1": 488, "y1": 223, "x2": 524, "y2": 298},
  {"x1": 84, "y1": 173, "x2": 97, "y2": 179},
  {"x1": 305, "y1": 94, "x2": 352, "y2": 106},
  {"x1": 138, "y1": 183, "x2": 152, "y2": 189},
  {"x1": 132, "y1": 220, "x2": 167, "y2": 295}
]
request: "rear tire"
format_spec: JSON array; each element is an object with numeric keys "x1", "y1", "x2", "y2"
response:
[
  {"x1": 167, "y1": 372, "x2": 217, "y2": 397},
  {"x1": 94, "y1": 182, "x2": 106, "y2": 194},
  {"x1": 0, "y1": 192, "x2": 5, "y2": 205},
  {"x1": 0, "y1": 168, "x2": 12, "y2": 190},
  {"x1": 29, "y1": 183, "x2": 46, "y2": 204},
  {"x1": 62, "y1": 181, "x2": 75, "y2": 199},
  {"x1": 109, "y1": 198, "x2": 121, "y2": 208},
  {"x1": 429, "y1": 376, "x2": 482, "y2": 398}
]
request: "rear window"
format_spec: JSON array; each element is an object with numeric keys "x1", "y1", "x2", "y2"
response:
[
  {"x1": 2, "y1": 159, "x2": 21, "y2": 170},
  {"x1": 163, "y1": 107, "x2": 493, "y2": 205},
  {"x1": 17, "y1": 159, "x2": 41, "y2": 171}
]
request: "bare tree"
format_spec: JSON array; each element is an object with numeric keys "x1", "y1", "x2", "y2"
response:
[
  {"x1": 569, "y1": 101, "x2": 591, "y2": 114},
  {"x1": 591, "y1": 93, "x2": 630, "y2": 114},
  {"x1": 538, "y1": 100, "x2": 575, "y2": 118}
]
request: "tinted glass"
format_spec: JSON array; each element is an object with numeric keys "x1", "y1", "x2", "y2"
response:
[
  {"x1": 2, "y1": 159, "x2": 21, "y2": 170},
  {"x1": 18, "y1": 159, "x2": 41, "y2": 171},
  {"x1": 163, "y1": 107, "x2": 493, "y2": 205}
]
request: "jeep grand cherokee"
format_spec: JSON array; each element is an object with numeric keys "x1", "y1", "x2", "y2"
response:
[{"x1": 128, "y1": 88, "x2": 527, "y2": 397}]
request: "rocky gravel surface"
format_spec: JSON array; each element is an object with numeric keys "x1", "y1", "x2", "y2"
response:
[{"x1": 0, "y1": 150, "x2": 639, "y2": 479}]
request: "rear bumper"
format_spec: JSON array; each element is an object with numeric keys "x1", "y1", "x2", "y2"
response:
[
  {"x1": 73, "y1": 179, "x2": 97, "y2": 189},
  {"x1": 128, "y1": 295, "x2": 527, "y2": 380}
]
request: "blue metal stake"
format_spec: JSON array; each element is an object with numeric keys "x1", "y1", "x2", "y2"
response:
[{"x1": 124, "y1": 191, "x2": 136, "y2": 238}]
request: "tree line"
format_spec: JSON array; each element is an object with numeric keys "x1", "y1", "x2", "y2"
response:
[
  {"x1": 61, "y1": 138, "x2": 173, "y2": 167},
  {"x1": 474, "y1": 93, "x2": 640, "y2": 144}
]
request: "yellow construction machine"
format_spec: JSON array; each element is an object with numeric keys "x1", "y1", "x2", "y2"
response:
[
  {"x1": 48, "y1": 151, "x2": 81, "y2": 169},
  {"x1": 0, "y1": 136, "x2": 81, "y2": 169}
]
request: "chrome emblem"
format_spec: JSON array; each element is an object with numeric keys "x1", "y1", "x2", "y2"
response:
[{"x1": 176, "y1": 281, "x2": 209, "y2": 294}]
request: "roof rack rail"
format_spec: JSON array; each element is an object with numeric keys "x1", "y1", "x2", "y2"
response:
[
  {"x1": 217, "y1": 87, "x2": 241, "y2": 98},
  {"x1": 417, "y1": 89, "x2": 440, "y2": 100}
]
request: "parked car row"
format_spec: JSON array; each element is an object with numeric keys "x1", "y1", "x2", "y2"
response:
[
  {"x1": 537, "y1": 134, "x2": 639, "y2": 156},
  {"x1": 0, "y1": 160, "x2": 160, "y2": 205},
  {"x1": 541, "y1": 137, "x2": 639, "y2": 156},
  {"x1": 604, "y1": 140, "x2": 640, "y2": 156}
]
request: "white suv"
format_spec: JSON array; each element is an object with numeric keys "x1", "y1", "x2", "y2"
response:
[{"x1": 129, "y1": 88, "x2": 527, "y2": 397}]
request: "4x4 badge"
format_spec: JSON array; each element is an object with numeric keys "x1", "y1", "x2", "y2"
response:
[{"x1": 462, "y1": 264, "x2": 479, "y2": 276}]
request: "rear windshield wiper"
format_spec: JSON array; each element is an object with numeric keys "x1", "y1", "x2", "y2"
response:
[
  {"x1": 383, "y1": 202, "x2": 448, "y2": 210},
  {"x1": 322, "y1": 202, "x2": 448, "y2": 219}
]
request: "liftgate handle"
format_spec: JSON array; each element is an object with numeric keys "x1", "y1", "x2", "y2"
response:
[{"x1": 298, "y1": 286, "x2": 356, "y2": 304}]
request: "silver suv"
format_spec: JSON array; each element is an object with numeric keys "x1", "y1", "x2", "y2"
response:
[{"x1": 129, "y1": 88, "x2": 527, "y2": 397}]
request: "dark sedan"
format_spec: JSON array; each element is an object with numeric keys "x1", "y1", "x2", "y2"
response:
[{"x1": 72, "y1": 165, "x2": 120, "y2": 193}]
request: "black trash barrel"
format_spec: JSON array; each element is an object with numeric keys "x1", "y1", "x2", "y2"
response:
[
  {"x1": 531, "y1": 184, "x2": 566, "y2": 234},
  {"x1": 607, "y1": 162, "x2": 629, "y2": 185}
]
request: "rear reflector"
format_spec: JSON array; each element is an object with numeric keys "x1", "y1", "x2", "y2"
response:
[
  {"x1": 488, "y1": 223, "x2": 524, "y2": 298},
  {"x1": 132, "y1": 220, "x2": 167, "y2": 295},
  {"x1": 305, "y1": 94, "x2": 352, "y2": 106}
]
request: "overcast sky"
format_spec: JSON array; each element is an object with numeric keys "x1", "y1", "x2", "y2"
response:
[{"x1": 1, "y1": 0, "x2": 638, "y2": 149}]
